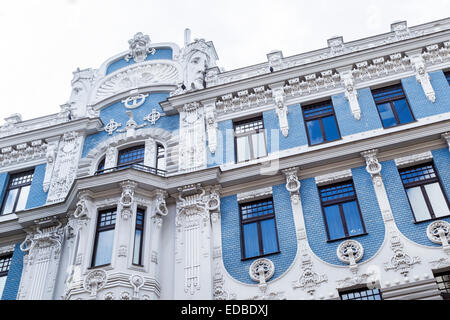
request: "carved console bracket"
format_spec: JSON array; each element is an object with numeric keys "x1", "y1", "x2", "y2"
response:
[
  {"x1": 338, "y1": 67, "x2": 361, "y2": 120},
  {"x1": 203, "y1": 99, "x2": 218, "y2": 153},
  {"x1": 270, "y1": 84, "x2": 289, "y2": 137},
  {"x1": 119, "y1": 180, "x2": 138, "y2": 220},
  {"x1": 407, "y1": 50, "x2": 436, "y2": 103}
]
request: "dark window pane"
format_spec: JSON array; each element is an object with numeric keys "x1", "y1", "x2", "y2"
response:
[
  {"x1": 393, "y1": 99, "x2": 414, "y2": 124},
  {"x1": 118, "y1": 145, "x2": 145, "y2": 165},
  {"x1": 320, "y1": 182, "x2": 354, "y2": 202},
  {"x1": 260, "y1": 218, "x2": 278, "y2": 255},
  {"x1": 303, "y1": 103, "x2": 334, "y2": 119},
  {"x1": 243, "y1": 222, "x2": 259, "y2": 258},
  {"x1": 93, "y1": 229, "x2": 115, "y2": 266},
  {"x1": 322, "y1": 116, "x2": 340, "y2": 142},
  {"x1": 377, "y1": 102, "x2": 397, "y2": 128},
  {"x1": 324, "y1": 205, "x2": 346, "y2": 240},
  {"x1": 342, "y1": 201, "x2": 364, "y2": 236},
  {"x1": 307, "y1": 119, "x2": 324, "y2": 145}
]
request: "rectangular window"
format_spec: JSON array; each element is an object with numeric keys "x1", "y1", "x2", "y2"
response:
[
  {"x1": 434, "y1": 270, "x2": 450, "y2": 300},
  {"x1": 0, "y1": 254, "x2": 12, "y2": 298},
  {"x1": 117, "y1": 145, "x2": 145, "y2": 166},
  {"x1": 132, "y1": 208, "x2": 145, "y2": 266},
  {"x1": 234, "y1": 117, "x2": 267, "y2": 163},
  {"x1": 340, "y1": 287, "x2": 382, "y2": 300},
  {"x1": 92, "y1": 208, "x2": 117, "y2": 267},
  {"x1": 319, "y1": 181, "x2": 366, "y2": 241},
  {"x1": 240, "y1": 198, "x2": 279, "y2": 259},
  {"x1": 399, "y1": 163, "x2": 450, "y2": 222},
  {"x1": 1, "y1": 170, "x2": 34, "y2": 215},
  {"x1": 302, "y1": 100, "x2": 340, "y2": 146},
  {"x1": 156, "y1": 144, "x2": 166, "y2": 171},
  {"x1": 372, "y1": 84, "x2": 414, "y2": 128},
  {"x1": 445, "y1": 71, "x2": 450, "y2": 86}
]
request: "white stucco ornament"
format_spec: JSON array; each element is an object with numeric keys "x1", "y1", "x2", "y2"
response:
[
  {"x1": 249, "y1": 258, "x2": 275, "y2": 283},
  {"x1": 337, "y1": 240, "x2": 364, "y2": 265},
  {"x1": 125, "y1": 32, "x2": 156, "y2": 63},
  {"x1": 426, "y1": 220, "x2": 450, "y2": 246}
]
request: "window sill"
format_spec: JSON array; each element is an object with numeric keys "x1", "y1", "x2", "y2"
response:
[
  {"x1": 413, "y1": 215, "x2": 450, "y2": 225},
  {"x1": 0, "y1": 213, "x2": 18, "y2": 223},
  {"x1": 326, "y1": 232, "x2": 368, "y2": 243},
  {"x1": 241, "y1": 250, "x2": 280, "y2": 262}
]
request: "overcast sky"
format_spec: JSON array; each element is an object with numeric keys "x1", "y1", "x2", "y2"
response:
[{"x1": 0, "y1": 0, "x2": 448, "y2": 125}]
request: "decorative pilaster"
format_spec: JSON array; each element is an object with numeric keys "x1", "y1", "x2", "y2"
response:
[
  {"x1": 119, "y1": 180, "x2": 137, "y2": 221},
  {"x1": 407, "y1": 50, "x2": 436, "y2": 103},
  {"x1": 18, "y1": 217, "x2": 65, "y2": 300},
  {"x1": 46, "y1": 131, "x2": 83, "y2": 204},
  {"x1": 361, "y1": 149, "x2": 421, "y2": 277},
  {"x1": 270, "y1": 83, "x2": 289, "y2": 137},
  {"x1": 144, "y1": 138, "x2": 157, "y2": 168},
  {"x1": 104, "y1": 145, "x2": 117, "y2": 170},
  {"x1": 178, "y1": 102, "x2": 207, "y2": 172},
  {"x1": 338, "y1": 67, "x2": 361, "y2": 120},
  {"x1": 174, "y1": 184, "x2": 216, "y2": 299},
  {"x1": 149, "y1": 189, "x2": 168, "y2": 281},
  {"x1": 43, "y1": 137, "x2": 60, "y2": 193},
  {"x1": 203, "y1": 99, "x2": 218, "y2": 154}
]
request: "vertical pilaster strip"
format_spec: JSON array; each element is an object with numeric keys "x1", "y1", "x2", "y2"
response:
[
  {"x1": 144, "y1": 138, "x2": 157, "y2": 168},
  {"x1": 149, "y1": 189, "x2": 168, "y2": 282}
]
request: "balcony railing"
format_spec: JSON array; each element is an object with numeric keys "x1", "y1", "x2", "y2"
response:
[{"x1": 94, "y1": 162, "x2": 166, "y2": 177}]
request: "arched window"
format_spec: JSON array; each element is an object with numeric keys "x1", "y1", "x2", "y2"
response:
[
  {"x1": 156, "y1": 143, "x2": 166, "y2": 171},
  {"x1": 97, "y1": 158, "x2": 105, "y2": 172}
]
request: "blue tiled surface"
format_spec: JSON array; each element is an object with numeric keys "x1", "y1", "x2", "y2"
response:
[
  {"x1": 106, "y1": 47, "x2": 173, "y2": 75},
  {"x1": 381, "y1": 154, "x2": 450, "y2": 247},
  {"x1": 401, "y1": 71, "x2": 450, "y2": 119},
  {"x1": 207, "y1": 120, "x2": 234, "y2": 167},
  {"x1": 301, "y1": 166, "x2": 385, "y2": 266},
  {"x1": 263, "y1": 104, "x2": 308, "y2": 154},
  {"x1": 82, "y1": 92, "x2": 178, "y2": 157},
  {"x1": 221, "y1": 184, "x2": 297, "y2": 284},
  {"x1": 25, "y1": 164, "x2": 48, "y2": 209},
  {"x1": 1, "y1": 243, "x2": 25, "y2": 300},
  {"x1": 332, "y1": 88, "x2": 383, "y2": 137}
]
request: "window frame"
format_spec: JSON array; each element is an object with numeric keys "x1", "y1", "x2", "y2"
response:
[
  {"x1": 0, "y1": 169, "x2": 35, "y2": 216},
  {"x1": 433, "y1": 268, "x2": 450, "y2": 300},
  {"x1": 239, "y1": 197, "x2": 280, "y2": 261},
  {"x1": 91, "y1": 207, "x2": 117, "y2": 268},
  {"x1": 0, "y1": 253, "x2": 12, "y2": 298},
  {"x1": 301, "y1": 100, "x2": 341, "y2": 146},
  {"x1": 233, "y1": 117, "x2": 267, "y2": 163},
  {"x1": 372, "y1": 84, "x2": 415, "y2": 129},
  {"x1": 444, "y1": 71, "x2": 450, "y2": 86},
  {"x1": 117, "y1": 145, "x2": 145, "y2": 166},
  {"x1": 399, "y1": 162, "x2": 450, "y2": 223},
  {"x1": 132, "y1": 207, "x2": 146, "y2": 266},
  {"x1": 319, "y1": 180, "x2": 367, "y2": 242},
  {"x1": 339, "y1": 285, "x2": 383, "y2": 300},
  {"x1": 155, "y1": 143, "x2": 165, "y2": 171}
]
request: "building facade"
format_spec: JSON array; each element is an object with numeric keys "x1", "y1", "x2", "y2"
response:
[{"x1": 0, "y1": 19, "x2": 449, "y2": 300}]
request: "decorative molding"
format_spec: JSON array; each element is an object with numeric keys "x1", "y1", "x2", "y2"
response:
[
  {"x1": 204, "y1": 99, "x2": 218, "y2": 153},
  {"x1": 249, "y1": 258, "x2": 275, "y2": 284},
  {"x1": 271, "y1": 85, "x2": 289, "y2": 137},
  {"x1": 315, "y1": 169, "x2": 352, "y2": 186},
  {"x1": 125, "y1": 32, "x2": 156, "y2": 63},
  {"x1": 0, "y1": 139, "x2": 47, "y2": 168},
  {"x1": 384, "y1": 234, "x2": 421, "y2": 277},
  {"x1": 292, "y1": 251, "x2": 327, "y2": 295},
  {"x1": 83, "y1": 269, "x2": 108, "y2": 297},
  {"x1": 122, "y1": 93, "x2": 149, "y2": 109},
  {"x1": 337, "y1": 240, "x2": 364, "y2": 267},
  {"x1": 0, "y1": 244, "x2": 15, "y2": 255},
  {"x1": 129, "y1": 274, "x2": 145, "y2": 300},
  {"x1": 394, "y1": 151, "x2": 433, "y2": 167},
  {"x1": 237, "y1": 187, "x2": 273, "y2": 203},
  {"x1": 282, "y1": 167, "x2": 300, "y2": 203},
  {"x1": 116, "y1": 111, "x2": 147, "y2": 137},
  {"x1": 442, "y1": 132, "x2": 450, "y2": 152},
  {"x1": 119, "y1": 180, "x2": 137, "y2": 220},
  {"x1": 426, "y1": 220, "x2": 450, "y2": 248},
  {"x1": 338, "y1": 68, "x2": 361, "y2": 120},
  {"x1": 408, "y1": 51, "x2": 436, "y2": 102},
  {"x1": 143, "y1": 109, "x2": 162, "y2": 125},
  {"x1": 104, "y1": 119, "x2": 122, "y2": 135}
]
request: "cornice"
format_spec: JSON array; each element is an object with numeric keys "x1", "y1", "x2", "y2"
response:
[
  {"x1": 0, "y1": 117, "x2": 103, "y2": 148},
  {"x1": 161, "y1": 30, "x2": 450, "y2": 115}
]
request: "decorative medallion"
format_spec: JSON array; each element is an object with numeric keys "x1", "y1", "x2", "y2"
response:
[
  {"x1": 122, "y1": 93, "x2": 148, "y2": 109},
  {"x1": 249, "y1": 258, "x2": 275, "y2": 283},
  {"x1": 426, "y1": 220, "x2": 450, "y2": 245},
  {"x1": 143, "y1": 109, "x2": 162, "y2": 125},
  {"x1": 337, "y1": 240, "x2": 364, "y2": 265},
  {"x1": 104, "y1": 119, "x2": 122, "y2": 135}
]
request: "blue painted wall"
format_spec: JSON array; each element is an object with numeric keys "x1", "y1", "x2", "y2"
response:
[
  {"x1": 381, "y1": 152, "x2": 450, "y2": 247},
  {"x1": 207, "y1": 120, "x2": 234, "y2": 167},
  {"x1": 301, "y1": 166, "x2": 385, "y2": 266},
  {"x1": 221, "y1": 184, "x2": 297, "y2": 284},
  {"x1": 263, "y1": 104, "x2": 308, "y2": 154},
  {"x1": 106, "y1": 47, "x2": 173, "y2": 75},
  {"x1": 25, "y1": 164, "x2": 48, "y2": 209},
  {"x1": 401, "y1": 71, "x2": 450, "y2": 119},
  {"x1": 82, "y1": 92, "x2": 179, "y2": 157},
  {"x1": 332, "y1": 88, "x2": 383, "y2": 137},
  {"x1": 0, "y1": 173, "x2": 8, "y2": 209},
  {"x1": 1, "y1": 243, "x2": 25, "y2": 300}
]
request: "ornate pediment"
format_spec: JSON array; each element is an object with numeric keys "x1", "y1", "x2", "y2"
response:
[{"x1": 92, "y1": 61, "x2": 182, "y2": 104}]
